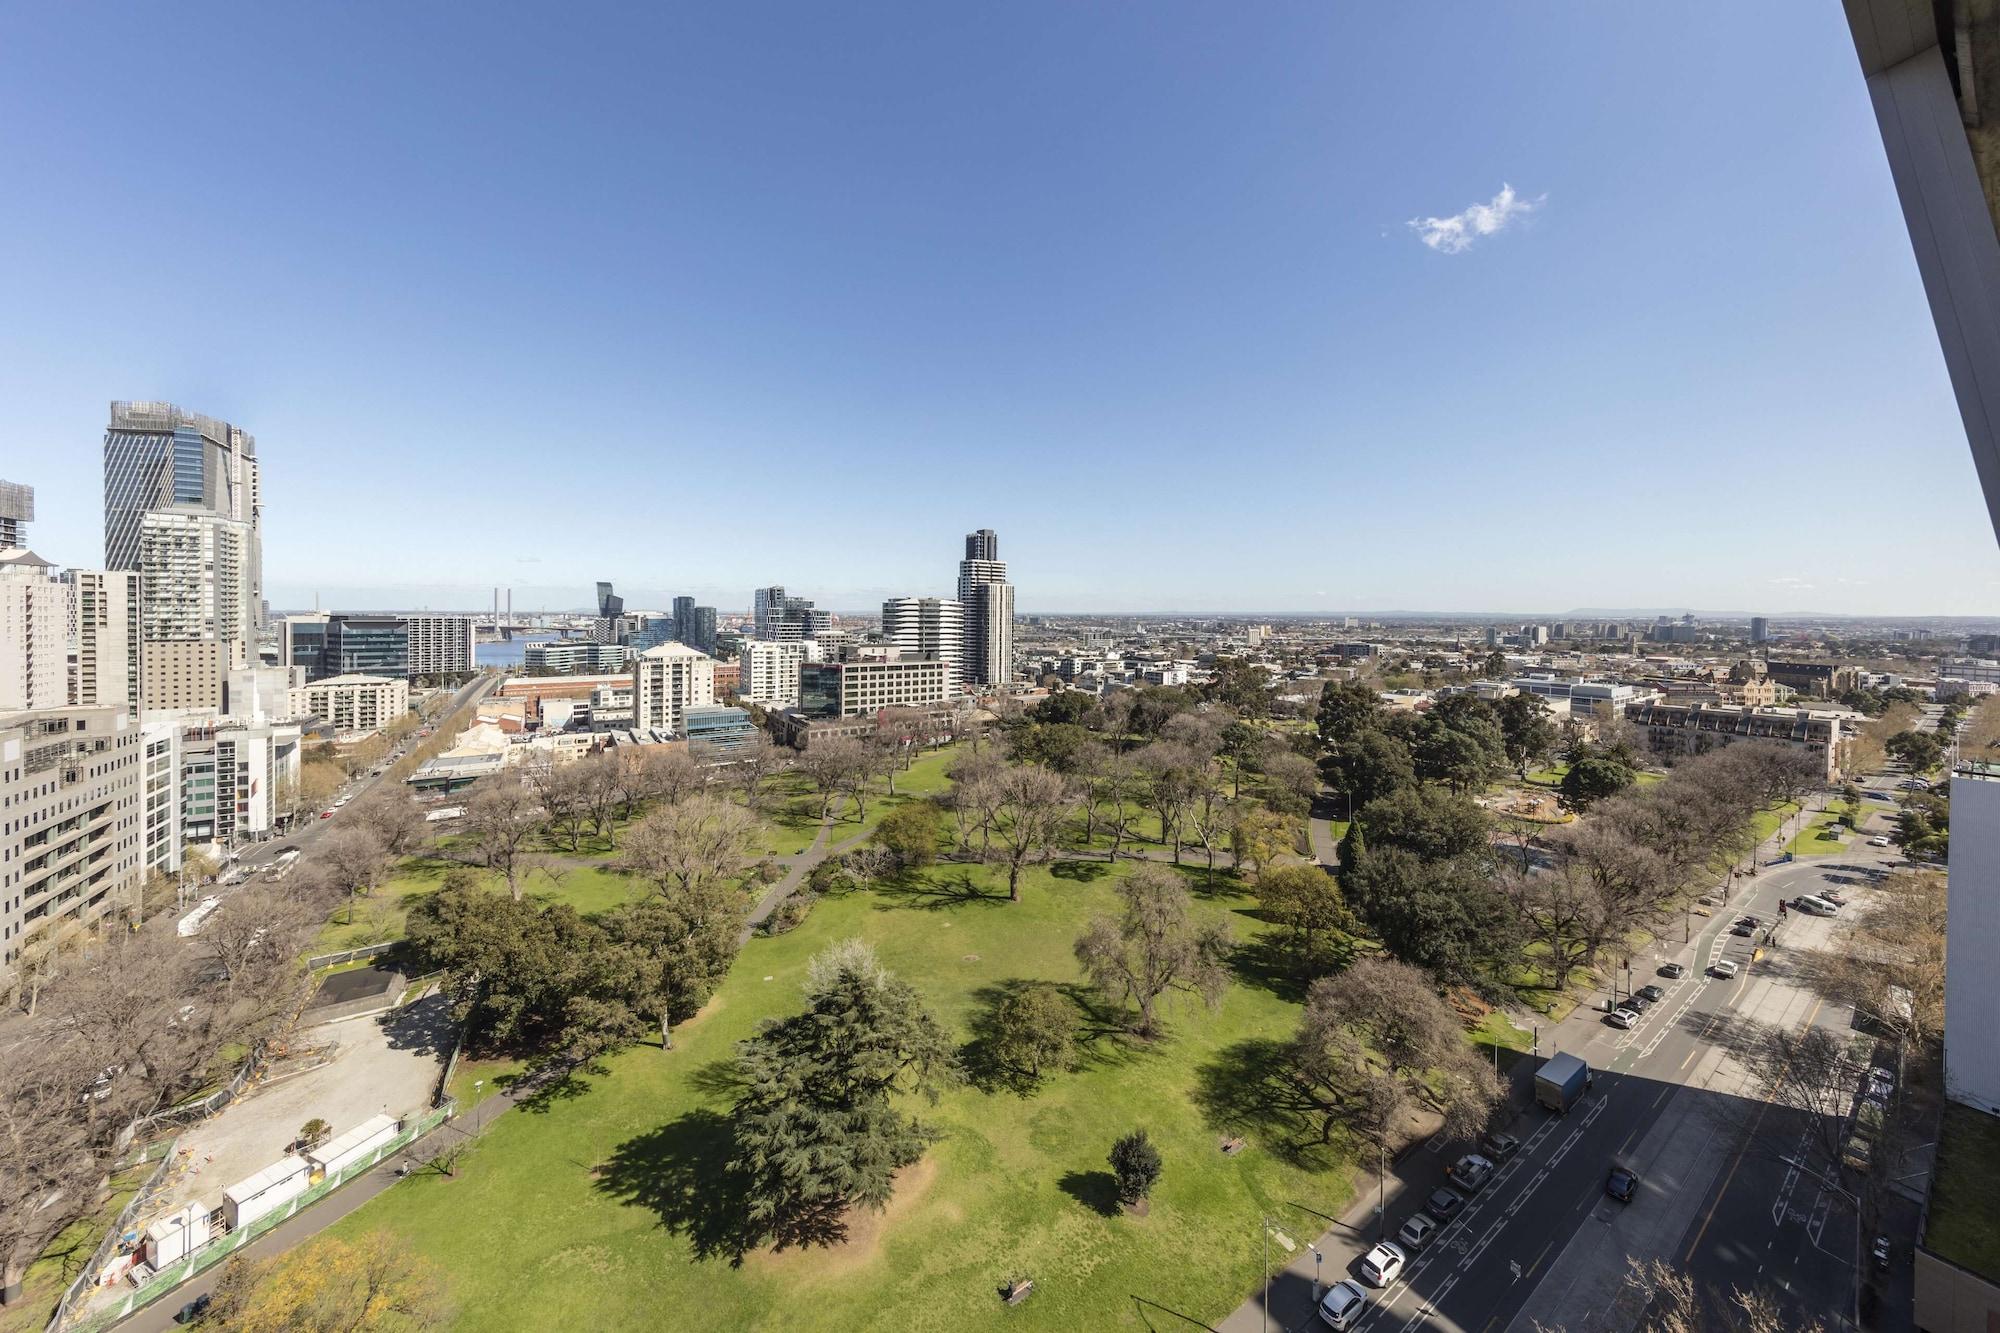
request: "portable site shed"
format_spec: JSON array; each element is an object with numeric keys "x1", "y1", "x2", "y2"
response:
[
  {"x1": 307, "y1": 1113, "x2": 399, "y2": 1178},
  {"x1": 222, "y1": 1156, "x2": 310, "y2": 1230},
  {"x1": 143, "y1": 1204, "x2": 211, "y2": 1266}
]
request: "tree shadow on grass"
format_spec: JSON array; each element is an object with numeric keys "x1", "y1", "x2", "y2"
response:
[
  {"x1": 1228, "y1": 932, "x2": 1353, "y2": 1006},
  {"x1": 1058, "y1": 1169, "x2": 1122, "y2": 1217},
  {"x1": 962, "y1": 980, "x2": 1154, "y2": 1094},
  {"x1": 871, "y1": 869, "x2": 1012, "y2": 912},
  {"x1": 685, "y1": 1056, "x2": 746, "y2": 1100},
  {"x1": 1049, "y1": 858, "x2": 1110, "y2": 883},
  {"x1": 1192, "y1": 1037, "x2": 1339, "y2": 1170},
  {"x1": 593, "y1": 1110, "x2": 763, "y2": 1265}
]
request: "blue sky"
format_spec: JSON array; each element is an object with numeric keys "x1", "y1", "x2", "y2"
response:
[{"x1": 3, "y1": 2, "x2": 1996, "y2": 616}]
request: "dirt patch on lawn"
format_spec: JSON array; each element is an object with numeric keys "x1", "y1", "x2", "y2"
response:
[{"x1": 743, "y1": 1155, "x2": 940, "y2": 1279}]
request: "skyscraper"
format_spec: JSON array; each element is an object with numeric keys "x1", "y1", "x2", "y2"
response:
[
  {"x1": 673, "y1": 595, "x2": 696, "y2": 640},
  {"x1": 956, "y1": 528, "x2": 1015, "y2": 688},
  {"x1": 882, "y1": 596, "x2": 965, "y2": 693},
  {"x1": 682, "y1": 605, "x2": 718, "y2": 656},
  {"x1": 0, "y1": 479, "x2": 32, "y2": 548},
  {"x1": 753, "y1": 586, "x2": 787, "y2": 638},
  {"x1": 105, "y1": 402, "x2": 263, "y2": 710},
  {"x1": 1750, "y1": 616, "x2": 1770, "y2": 644}
]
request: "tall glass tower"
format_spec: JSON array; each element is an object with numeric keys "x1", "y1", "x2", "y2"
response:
[{"x1": 103, "y1": 402, "x2": 261, "y2": 618}]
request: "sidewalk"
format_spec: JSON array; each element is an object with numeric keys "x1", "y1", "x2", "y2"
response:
[{"x1": 1215, "y1": 1054, "x2": 1545, "y2": 1333}]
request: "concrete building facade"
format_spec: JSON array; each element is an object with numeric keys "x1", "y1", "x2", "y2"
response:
[
  {"x1": 1624, "y1": 701, "x2": 1844, "y2": 781},
  {"x1": 0, "y1": 548, "x2": 71, "y2": 712},
  {"x1": 63, "y1": 568, "x2": 142, "y2": 711},
  {"x1": 1, "y1": 705, "x2": 145, "y2": 992},
  {"x1": 739, "y1": 639, "x2": 808, "y2": 707},
  {"x1": 632, "y1": 642, "x2": 716, "y2": 735},
  {"x1": 799, "y1": 651, "x2": 950, "y2": 718},
  {"x1": 882, "y1": 597, "x2": 965, "y2": 694},
  {"x1": 289, "y1": 674, "x2": 409, "y2": 740},
  {"x1": 404, "y1": 615, "x2": 476, "y2": 677}
]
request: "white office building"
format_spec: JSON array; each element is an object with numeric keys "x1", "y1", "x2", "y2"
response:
[
  {"x1": 799, "y1": 650, "x2": 951, "y2": 717},
  {"x1": 178, "y1": 718, "x2": 302, "y2": 847},
  {"x1": 739, "y1": 639, "x2": 809, "y2": 707},
  {"x1": 140, "y1": 718, "x2": 182, "y2": 876},
  {"x1": 137, "y1": 508, "x2": 253, "y2": 712},
  {"x1": 526, "y1": 640, "x2": 631, "y2": 675},
  {"x1": 882, "y1": 597, "x2": 965, "y2": 694},
  {"x1": 633, "y1": 642, "x2": 716, "y2": 735},
  {"x1": 290, "y1": 674, "x2": 409, "y2": 740},
  {"x1": 405, "y1": 615, "x2": 476, "y2": 678}
]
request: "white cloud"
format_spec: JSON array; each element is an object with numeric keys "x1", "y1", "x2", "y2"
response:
[{"x1": 1408, "y1": 183, "x2": 1543, "y2": 254}]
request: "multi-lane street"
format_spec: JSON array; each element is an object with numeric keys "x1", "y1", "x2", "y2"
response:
[{"x1": 1233, "y1": 794, "x2": 1907, "y2": 1333}]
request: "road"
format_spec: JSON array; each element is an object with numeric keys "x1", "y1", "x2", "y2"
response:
[
  {"x1": 1222, "y1": 790, "x2": 1909, "y2": 1333},
  {"x1": 221, "y1": 674, "x2": 495, "y2": 888}
]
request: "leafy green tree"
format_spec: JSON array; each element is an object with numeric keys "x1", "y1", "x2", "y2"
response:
[
  {"x1": 872, "y1": 800, "x2": 945, "y2": 872},
  {"x1": 1008, "y1": 722, "x2": 1095, "y2": 773},
  {"x1": 1352, "y1": 786, "x2": 1491, "y2": 862},
  {"x1": 729, "y1": 941, "x2": 961, "y2": 1250},
  {"x1": 1412, "y1": 696, "x2": 1508, "y2": 794},
  {"x1": 1559, "y1": 756, "x2": 1637, "y2": 812},
  {"x1": 991, "y1": 983, "x2": 1079, "y2": 1081},
  {"x1": 1482, "y1": 650, "x2": 1509, "y2": 680},
  {"x1": 405, "y1": 885, "x2": 614, "y2": 1054},
  {"x1": 1257, "y1": 865, "x2": 1353, "y2": 972},
  {"x1": 1029, "y1": 690, "x2": 1096, "y2": 727},
  {"x1": 1494, "y1": 693, "x2": 1557, "y2": 775},
  {"x1": 1317, "y1": 728, "x2": 1416, "y2": 810},
  {"x1": 1335, "y1": 819, "x2": 1366, "y2": 882},
  {"x1": 1315, "y1": 680, "x2": 1383, "y2": 750},
  {"x1": 602, "y1": 884, "x2": 746, "y2": 1050},
  {"x1": 1108, "y1": 1129, "x2": 1163, "y2": 1205},
  {"x1": 1886, "y1": 730, "x2": 1946, "y2": 775},
  {"x1": 1344, "y1": 848, "x2": 1519, "y2": 983},
  {"x1": 1895, "y1": 790, "x2": 1950, "y2": 860}
]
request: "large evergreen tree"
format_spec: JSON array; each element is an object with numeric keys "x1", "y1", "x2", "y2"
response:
[{"x1": 728, "y1": 942, "x2": 961, "y2": 1250}]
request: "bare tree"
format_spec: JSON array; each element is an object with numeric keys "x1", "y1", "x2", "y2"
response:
[
  {"x1": 797, "y1": 738, "x2": 867, "y2": 822},
  {"x1": 1739, "y1": 1024, "x2": 1861, "y2": 1182},
  {"x1": 985, "y1": 765, "x2": 1077, "y2": 901},
  {"x1": 1135, "y1": 741, "x2": 1201, "y2": 863},
  {"x1": 530, "y1": 760, "x2": 596, "y2": 852},
  {"x1": 945, "y1": 751, "x2": 1006, "y2": 856},
  {"x1": 1501, "y1": 857, "x2": 1619, "y2": 992},
  {"x1": 622, "y1": 795, "x2": 757, "y2": 899},
  {"x1": 205, "y1": 889, "x2": 310, "y2": 1003},
  {"x1": 1811, "y1": 870, "x2": 1945, "y2": 1052},
  {"x1": 1286, "y1": 956, "x2": 1501, "y2": 1149},
  {"x1": 318, "y1": 825, "x2": 393, "y2": 920},
  {"x1": 460, "y1": 781, "x2": 543, "y2": 901},
  {"x1": 1073, "y1": 864, "x2": 1232, "y2": 1038},
  {"x1": 0, "y1": 1035, "x2": 105, "y2": 1306},
  {"x1": 347, "y1": 790, "x2": 427, "y2": 859},
  {"x1": 726, "y1": 734, "x2": 788, "y2": 814}
]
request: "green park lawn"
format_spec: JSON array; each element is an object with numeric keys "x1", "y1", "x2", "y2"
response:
[
  {"x1": 1784, "y1": 810, "x2": 1853, "y2": 858},
  {"x1": 331, "y1": 858, "x2": 1354, "y2": 1332}
]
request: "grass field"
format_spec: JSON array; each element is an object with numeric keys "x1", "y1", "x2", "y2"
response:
[
  {"x1": 1785, "y1": 810, "x2": 1853, "y2": 858},
  {"x1": 332, "y1": 858, "x2": 1354, "y2": 1332}
]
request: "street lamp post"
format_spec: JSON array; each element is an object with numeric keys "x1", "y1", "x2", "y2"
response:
[{"x1": 1310, "y1": 1246, "x2": 1324, "y2": 1303}]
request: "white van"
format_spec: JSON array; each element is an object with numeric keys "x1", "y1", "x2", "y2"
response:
[{"x1": 1794, "y1": 895, "x2": 1841, "y2": 917}]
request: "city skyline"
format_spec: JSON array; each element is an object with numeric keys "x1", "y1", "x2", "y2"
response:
[{"x1": 4, "y1": 4, "x2": 1999, "y2": 614}]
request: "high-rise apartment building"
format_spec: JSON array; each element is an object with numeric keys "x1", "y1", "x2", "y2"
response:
[
  {"x1": 288, "y1": 674, "x2": 409, "y2": 740},
  {"x1": 140, "y1": 718, "x2": 182, "y2": 875},
  {"x1": 135, "y1": 507, "x2": 253, "y2": 712},
  {"x1": 681, "y1": 605, "x2": 718, "y2": 656},
  {"x1": 0, "y1": 480, "x2": 32, "y2": 548},
  {"x1": 882, "y1": 597, "x2": 965, "y2": 693},
  {"x1": 404, "y1": 615, "x2": 476, "y2": 678},
  {"x1": 63, "y1": 569, "x2": 142, "y2": 710},
  {"x1": 739, "y1": 639, "x2": 809, "y2": 706},
  {"x1": 0, "y1": 549, "x2": 72, "y2": 712},
  {"x1": 956, "y1": 529, "x2": 1015, "y2": 688},
  {"x1": 1750, "y1": 616, "x2": 1770, "y2": 644},
  {"x1": 104, "y1": 400, "x2": 261, "y2": 634},
  {"x1": 1, "y1": 705, "x2": 145, "y2": 991},
  {"x1": 632, "y1": 642, "x2": 717, "y2": 735},
  {"x1": 672, "y1": 596, "x2": 696, "y2": 641},
  {"x1": 753, "y1": 586, "x2": 787, "y2": 639},
  {"x1": 323, "y1": 616, "x2": 409, "y2": 678}
]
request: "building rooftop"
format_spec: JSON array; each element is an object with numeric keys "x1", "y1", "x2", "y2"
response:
[
  {"x1": 307, "y1": 674, "x2": 402, "y2": 687},
  {"x1": 638, "y1": 642, "x2": 713, "y2": 661},
  {"x1": 1926, "y1": 1100, "x2": 2000, "y2": 1283}
]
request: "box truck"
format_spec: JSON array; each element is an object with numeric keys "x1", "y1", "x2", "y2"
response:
[{"x1": 1535, "y1": 1051, "x2": 1592, "y2": 1114}]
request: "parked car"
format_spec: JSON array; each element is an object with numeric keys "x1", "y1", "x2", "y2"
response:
[
  {"x1": 1605, "y1": 1166, "x2": 1640, "y2": 1203},
  {"x1": 1820, "y1": 889, "x2": 1848, "y2": 906},
  {"x1": 173, "y1": 1293, "x2": 212, "y2": 1324},
  {"x1": 1448, "y1": 1154, "x2": 1496, "y2": 1194},
  {"x1": 320, "y1": 809, "x2": 334, "y2": 819},
  {"x1": 1622, "y1": 993, "x2": 1652, "y2": 1012},
  {"x1": 1635, "y1": 984, "x2": 1666, "y2": 1003},
  {"x1": 1868, "y1": 836, "x2": 1891, "y2": 848},
  {"x1": 1873, "y1": 1235, "x2": 1893, "y2": 1270},
  {"x1": 1479, "y1": 1131, "x2": 1520, "y2": 1163},
  {"x1": 1869, "y1": 1066, "x2": 1898, "y2": 1100},
  {"x1": 1710, "y1": 960, "x2": 1740, "y2": 980},
  {"x1": 1396, "y1": 1213, "x2": 1439, "y2": 1251},
  {"x1": 1317, "y1": 1279, "x2": 1368, "y2": 1329},
  {"x1": 1842, "y1": 1135, "x2": 1873, "y2": 1171},
  {"x1": 1359, "y1": 1240, "x2": 1406, "y2": 1287},
  {"x1": 1606, "y1": 1008, "x2": 1638, "y2": 1030},
  {"x1": 1423, "y1": 1186, "x2": 1467, "y2": 1222},
  {"x1": 1658, "y1": 962, "x2": 1687, "y2": 979}
]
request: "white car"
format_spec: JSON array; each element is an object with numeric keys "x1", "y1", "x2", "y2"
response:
[
  {"x1": 1358, "y1": 1240, "x2": 1406, "y2": 1287},
  {"x1": 1606, "y1": 1007, "x2": 1638, "y2": 1029},
  {"x1": 1317, "y1": 1280, "x2": 1368, "y2": 1329},
  {"x1": 1868, "y1": 836, "x2": 1891, "y2": 848},
  {"x1": 1710, "y1": 960, "x2": 1740, "y2": 980}
]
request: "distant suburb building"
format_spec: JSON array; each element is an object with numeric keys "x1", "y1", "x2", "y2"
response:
[
  {"x1": 525, "y1": 640, "x2": 631, "y2": 676},
  {"x1": 799, "y1": 650, "x2": 950, "y2": 718},
  {"x1": 1763, "y1": 659, "x2": 1860, "y2": 699},
  {"x1": 289, "y1": 674, "x2": 409, "y2": 741},
  {"x1": 632, "y1": 642, "x2": 716, "y2": 736},
  {"x1": 1, "y1": 705, "x2": 145, "y2": 994},
  {"x1": 1624, "y1": 701, "x2": 1843, "y2": 781}
]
